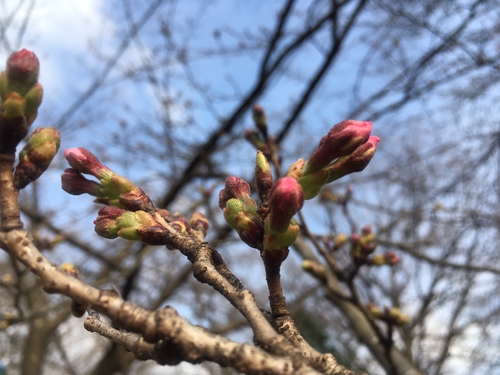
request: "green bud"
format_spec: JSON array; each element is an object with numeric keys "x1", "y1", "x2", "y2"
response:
[
  {"x1": 2, "y1": 92, "x2": 26, "y2": 119},
  {"x1": 263, "y1": 219, "x2": 300, "y2": 251},
  {"x1": 286, "y1": 159, "x2": 304, "y2": 180},
  {"x1": 14, "y1": 127, "x2": 61, "y2": 189},
  {"x1": 297, "y1": 168, "x2": 329, "y2": 200},
  {"x1": 23, "y1": 82, "x2": 43, "y2": 118},
  {"x1": 255, "y1": 150, "x2": 273, "y2": 201}
]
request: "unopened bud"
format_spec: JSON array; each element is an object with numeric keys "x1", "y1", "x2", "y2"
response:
[
  {"x1": 333, "y1": 233, "x2": 348, "y2": 249},
  {"x1": 297, "y1": 168, "x2": 329, "y2": 200},
  {"x1": 255, "y1": 151, "x2": 273, "y2": 201},
  {"x1": 219, "y1": 176, "x2": 252, "y2": 209},
  {"x1": 286, "y1": 158, "x2": 305, "y2": 180},
  {"x1": 94, "y1": 206, "x2": 126, "y2": 239},
  {"x1": 58, "y1": 262, "x2": 79, "y2": 278},
  {"x1": 302, "y1": 120, "x2": 372, "y2": 175},
  {"x1": 263, "y1": 219, "x2": 299, "y2": 251},
  {"x1": 266, "y1": 177, "x2": 304, "y2": 234},
  {"x1": 6, "y1": 49, "x2": 40, "y2": 93},
  {"x1": 64, "y1": 148, "x2": 112, "y2": 180},
  {"x1": 189, "y1": 212, "x2": 209, "y2": 235},
  {"x1": 14, "y1": 127, "x2": 61, "y2": 189},
  {"x1": 244, "y1": 129, "x2": 266, "y2": 150},
  {"x1": 61, "y1": 168, "x2": 104, "y2": 196},
  {"x1": 367, "y1": 303, "x2": 383, "y2": 319},
  {"x1": 384, "y1": 252, "x2": 399, "y2": 265},
  {"x1": 325, "y1": 136, "x2": 380, "y2": 183},
  {"x1": 252, "y1": 104, "x2": 268, "y2": 138}
]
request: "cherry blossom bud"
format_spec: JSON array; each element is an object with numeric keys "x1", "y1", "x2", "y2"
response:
[
  {"x1": 255, "y1": 151, "x2": 273, "y2": 201},
  {"x1": 14, "y1": 127, "x2": 61, "y2": 189},
  {"x1": 169, "y1": 213, "x2": 191, "y2": 235},
  {"x1": 263, "y1": 219, "x2": 300, "y2": 251},
  {"x1": 384, "y1": 251, "x2": 399, "y2": 265},
  {"x1": 6, "y1": 49, "x2": 40, "y2": 93},
  {"x1": 58, "y1": 262, "x2": 79, "y2": 278},
  {"x1": 94, "y1": 206, "x2": 126, "y2": 239},
  {"x1": 252, "y1": 104, "x2": 268, "y2": 138},
  {"x1": 385, "y1": 307, "x2": 410, "y2": 325},
  {"x1": 302, "y1": 260, "x2": 326, "y2": 280},
  {"x1": 23, "y1": 83, "x2": 43, "y2": 120},
  {"x1": 366, "y1": 254, "x2": 385, "y2": 266},
  {"x1": 286, "y1": 158, "x2": 305, "y2": 180},
  {"x1": 266, "y1": 177, "x2": 304, "y2": 235},
  {"x1": 61, "y1": 168, "x2": 104, "y2": 196},
  {"x1": 302, "y1": 120, "x2": 372, "y2": 175},
  {"x1": 1, "y1": 92, "x2": 25, "y2": 119},
  {"x1": 94, "y1": 206, "x2": 170, "y2": 245},
  {"x1": 189, "y1": 212, "x2": 209, "y2": 235},
  {"x1": 325, "y1": 136, "x2": 380, "y2": 183},
  {"x1": 244, "y1": 129, "x2": 266, "y2": 150},
  {"x1": 64, "y1": 148, "x2": 113, "y2": 180},
  {"x1": 219, "y1": 176, "x2": 252, "y2": 209},
  {"x1": 297, "y1": 168, "x2": 329, "y2": 200},
  {"x1": 367, "y1": 303, "x2": 383, "y2": 319},
  {"x1": 333, "y1": 233, "x2": 348, "y2": 249},
  {"x1": 114, "y1": 185, "x2": 154, "y2": 212}
]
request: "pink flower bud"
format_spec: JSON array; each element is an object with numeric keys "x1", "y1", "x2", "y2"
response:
[
  {"x1": 61, "y1": 168, "x2": 104, "y2": 196},
  {"x1": 6, "y1": 49, "x2": 40, "y2": 93},
  {"x1": 64, "y1": 148, "x2": 112, "y2": 179},
  {"x1": 219, "y1": 176, "x2": 252, "y2": 209},
  {"x1": 94, "y1": 206, "x2": 126, "y2": 238},
  {"x1": 303, "y1": 120, "x2": 372, "y2": 175},
  {"x1": 384, "y1": 252, "x2": 399, "y2": 265},
  {"x1": 325, "y1": 136, "x2": 380, "y2": 183},
  {"x1": 267, "y1": 177, "x2": 304, "y2": 234}
]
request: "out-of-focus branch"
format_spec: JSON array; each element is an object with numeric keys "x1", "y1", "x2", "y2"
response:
[{"x1": 293, "y1": 235, "x2": 424, "y2": 375}]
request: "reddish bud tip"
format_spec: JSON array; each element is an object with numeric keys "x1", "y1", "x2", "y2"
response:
[
  {"x1": 64, "y1": 148, "x2": 111, "y2": 179},
  {"x1": 219, "y1": 176, "x2": 252, "y2": 209},
  {"x1": 267, "y1": 177, "x2": 304, "y2": 234},
  {"x1": 303, "y1": 120, "x2": 373, "y2": 175},
  {"x1": 6, "y1": 49, "x2": 40, "y2": 91},
  {"x1": 61, "y1": 168, "x2": 104, "y2": 196}
]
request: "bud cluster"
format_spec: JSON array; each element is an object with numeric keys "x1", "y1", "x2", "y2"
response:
[
  {"x1": 222, "y1": 110, "x2": 380, "y2": 258},
  {"x1": 0, "y1": 49, "x2": 44, "y2": 154},
  {"x1": 297, "y1": 120, "x2": 379, "y2": 199},
  {"x1": 219, "y1": 176, "x2": 263, "y2": 249},
  {"x1": 61, "y1": 147, "x2": 209, "y2": 245},
  {"x1": 93, "y1": 205, "x2": 209, "y2": 246},
  {"x1": 366, "y1": 303, "x2": 409, "y2": 325},
  {"x1": 62, "y1": 148, "x2": 154, "y2": 212}
]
